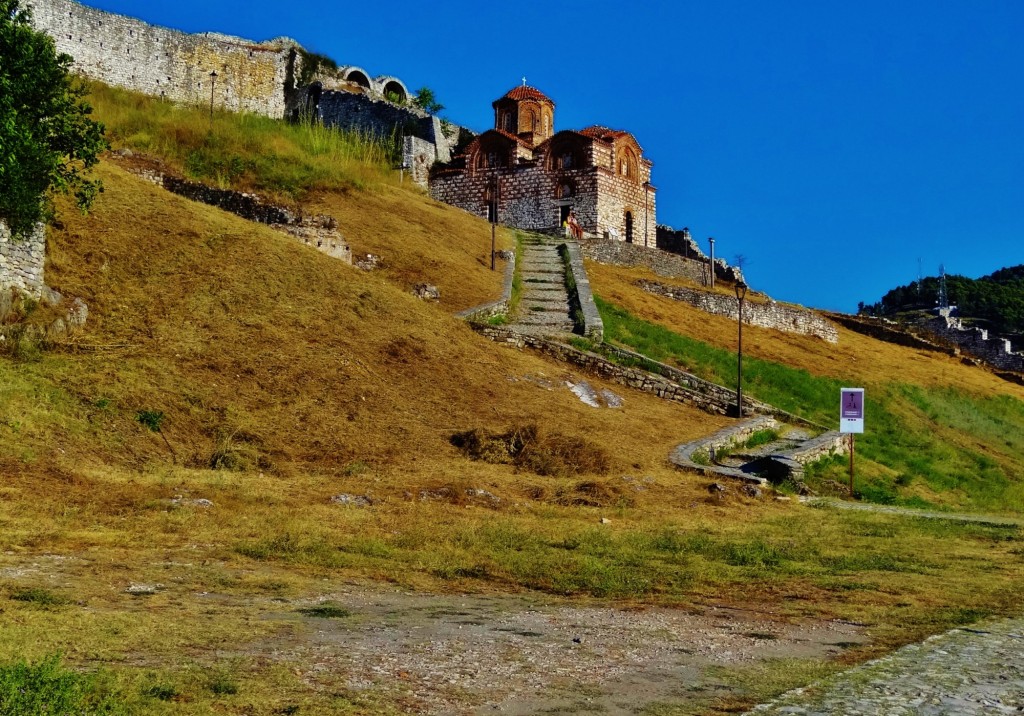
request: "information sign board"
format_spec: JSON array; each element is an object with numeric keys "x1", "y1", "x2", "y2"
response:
[{"x1": 840, "y1": 388, "x2": 865, "y2": 434}]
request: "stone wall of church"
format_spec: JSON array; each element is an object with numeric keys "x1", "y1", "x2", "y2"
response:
[
  {"x1": 0, "y1": 221, "x2": 47, "y2": 298},
  {"x1": 594, "y1": 169, "x2": 656, "y2": 246},
  {"x1": 429, "y1": 166, "x2": 602, "y2": 232},
  {"x1": 29, "y1": 0, "x2": 298, "y2": 118}
]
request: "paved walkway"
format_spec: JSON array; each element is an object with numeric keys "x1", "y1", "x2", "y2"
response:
[
  {"x1": 510, "y1": 235, "x2": 575, "y2": 335},
  {"x1": 744, "y1": 617, "x2": 1024, "y2": 715},
  {"x1": 806, "y1": 498, "x2": 1024, "y2": 527}
]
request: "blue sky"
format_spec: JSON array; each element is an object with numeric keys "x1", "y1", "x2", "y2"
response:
[{"x1": 79, "y1": 0, "x2": 1023, "y2": 312}]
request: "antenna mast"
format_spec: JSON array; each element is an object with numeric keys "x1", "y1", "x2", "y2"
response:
[{"x1": 937, "y1": 264, "x2": 949, "y2": 311}]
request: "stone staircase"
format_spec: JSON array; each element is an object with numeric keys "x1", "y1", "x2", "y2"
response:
[{"x1": 510, "y1": 235, "x2": 576, "y2": 335}]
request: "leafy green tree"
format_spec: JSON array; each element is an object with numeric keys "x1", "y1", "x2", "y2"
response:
[
  {"x1": 0, "y1": 0, "x2": 106, "y2": 237},
  {"x1": 413, "y1": 87, "x2": 444, "y2": 115}
]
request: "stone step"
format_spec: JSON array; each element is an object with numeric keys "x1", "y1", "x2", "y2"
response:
[
  {"x1": 520, "y1": 262, "x2": 563, "y2": 273},
  {"x1": 522, "y1": 273, "x2": 566, "y2": 284},
  {"x1": 521, "y1": 300, "x2": 570, "y2": 312}
]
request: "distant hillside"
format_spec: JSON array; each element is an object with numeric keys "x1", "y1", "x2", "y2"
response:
[{"x1": 862, "y1": 265, "x2": 1024, "y2": 335}]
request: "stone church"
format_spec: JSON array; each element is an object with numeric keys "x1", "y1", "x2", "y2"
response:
[{"x1": 429, "y1": 85, "x2": 656, "y2": 246}]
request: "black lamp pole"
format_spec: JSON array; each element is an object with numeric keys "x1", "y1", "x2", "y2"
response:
[
  {"x1": 489, "y1": 175, "x2": 499, "y2": 271},
  {"x1": 735, "y1": 280, "x2": 748, "y2": 418},
  {"x1": 209, "y1": 70, "x2": 218, "y2": 119}
]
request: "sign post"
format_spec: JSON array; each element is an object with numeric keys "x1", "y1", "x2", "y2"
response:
[{"x1": 839, "y1": 388, "x2": 865, "y2": 496}]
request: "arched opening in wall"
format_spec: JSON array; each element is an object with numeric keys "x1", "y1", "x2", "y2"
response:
[
  {"x1": 502, "y1": 113, "x2": 514, "y2": 132},
  {"x1": 527, "y1": 109, "x2": 538, "y2": 132},
  {"x1": 618, "y1": 148, "x2": 639, "y2": 182},
  {"x1": 625, "y1": 211, "x2": 634, "y2": 243},
  {"x1": 303, "y1": 82, "x2": 323, "y2": 121},
  {"x1": 382, "y1": 80, "x2": 407, "y2": 104},
  {"x1": 556, "y1": 181, "x2": 574, "y2": 200},
  {"x1": 345, "y1": 70, "x2": 371, "y2": 91},
  {"x1": 476, "y1": 149, "x2": 508, "y2": 171}
]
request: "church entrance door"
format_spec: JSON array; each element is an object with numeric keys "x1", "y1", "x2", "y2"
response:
[{"x1": 625, "y1": 211, "x2": 634, "y2": 243}]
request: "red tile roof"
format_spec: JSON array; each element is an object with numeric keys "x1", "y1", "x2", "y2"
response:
[
  {"x1": 579, "y1": 125, "x2": 628, "y2": 142},
  {"x1": 496, "y1": 85, "x2": 554, "y2": 104}
]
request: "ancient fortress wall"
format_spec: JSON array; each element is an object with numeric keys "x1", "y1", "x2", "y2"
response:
[
  {"x1": 0, "y1": 221, "x2": 47, "y2": 298},
  {"x1": 925, "y1": 315, "x2": 1024, "y2": 372},
  {"x1": 28, "y1": 0, "x2": 297, "y2": 118}
]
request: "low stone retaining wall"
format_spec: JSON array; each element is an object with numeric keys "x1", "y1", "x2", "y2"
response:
[
  {"x1": 561, "y1": 241, "x2": 603, "y2": 341},
  {"x1": 472, "y1": 325, "x2": 762, "y2": 418},
  {"x1": 669, "y1": 417, "x2": 779, "y2": 485},
  {"x1": 128, "y1": 165, "x2": 351, "y2": 263},
  {"x1": 639, "y1": 280, "x2": 838, "y2": 343},
  {"x1": 786, "y1": 431, "x2": 848, "y2": 463},
  {"x1": 0, "y1": 221, "x2": 46, "y2": 298},
  {"x1": 580, "y1": 238, "x2": 744, "y2": 286},
  {"x1": 455, "y1": 253, "x2": 517, "y2": 322}
]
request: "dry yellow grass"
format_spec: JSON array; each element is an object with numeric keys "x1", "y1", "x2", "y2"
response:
[{"x1": 12, "y1": 161, "x2": 720, "y2": 482}]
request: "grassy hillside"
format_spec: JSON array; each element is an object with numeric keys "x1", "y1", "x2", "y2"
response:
[
  {"x1": 587, "y1": 262, "x2": 1024, "y2": 512},
  {"x1": 1, "y1": 84, "x2": 1023, "y2": 714}
]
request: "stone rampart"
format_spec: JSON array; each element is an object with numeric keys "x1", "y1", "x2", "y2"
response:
[
  {"x1": 824, "y1": 313, "x2": 954, "y2": 355},
  {"x1": 0, "y1": 221, "x2": 46, "y2": 298},
  {"x1": 638, "y1": 279, "x2": 839, "y2": 343},
  {"x1": 29, "y1": 0, "x2": 297, "y2": 118},
  {"x1": 29, "y1": 0, "x2": 464, "y2": 181},
  {"x1": 924, "y1": 316, "x2": 1024, "y2": 372}
]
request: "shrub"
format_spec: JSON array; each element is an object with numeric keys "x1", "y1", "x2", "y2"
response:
[{"x1": 451, "y1": 424, "x2": 610, "y2": 477}]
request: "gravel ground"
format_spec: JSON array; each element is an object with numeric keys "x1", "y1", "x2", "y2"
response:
[
  {"x1": 744, "y1": 617, "x2": 1024, "y2": 715},
  {"x1": 260, "y1": 590, "x2": 866, "y2": 714}
]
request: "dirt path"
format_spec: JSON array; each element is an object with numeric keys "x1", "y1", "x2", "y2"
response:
[{"x1": 259, "y1": 586, "x2": 865, "y2": 714}]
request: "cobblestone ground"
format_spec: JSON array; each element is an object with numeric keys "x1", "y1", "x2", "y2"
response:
[{"x1": 745, "y1": 617, "x2": 1024, "y2": 715}]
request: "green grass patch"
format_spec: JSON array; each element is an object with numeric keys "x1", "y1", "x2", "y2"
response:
[{"x1": 0, "y1": 654, "x2": 129, "y2": 715}]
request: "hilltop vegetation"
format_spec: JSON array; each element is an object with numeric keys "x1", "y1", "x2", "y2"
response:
[
  {"x1": 861, "y1": 264, "x2": 1024, "y2": 335},
  {"x1": 1, "y1": 82, "x2": 1024, "y2": 713}
]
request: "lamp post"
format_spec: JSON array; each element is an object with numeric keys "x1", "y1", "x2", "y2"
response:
[
  {"x1": 708, "y1": 237, "x2": 716, "y2": 289},
  {"x1": 488, "y1": 174, "x2": 499, "y2": 271},
  {"x1": 209, "y1": 70, "x2": 218, "y2": 120},
  {"x1": 643, "y1": 180, "x2": 650, "y2": 248},
  {"x1": 734, "y1": 280, "x2": 748, "y2": 418}
]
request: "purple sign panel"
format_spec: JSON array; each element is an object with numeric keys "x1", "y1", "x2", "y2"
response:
[{"x1": 841, "y1": 389, "x2": 863, "y2": 419}]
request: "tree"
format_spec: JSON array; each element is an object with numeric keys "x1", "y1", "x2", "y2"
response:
[
  {"x1": 413, "y1": 87, "x2": 444, "y2": 115},
  {"x1": 0, "y1": 0, "x2": 106, "y2": 238}
]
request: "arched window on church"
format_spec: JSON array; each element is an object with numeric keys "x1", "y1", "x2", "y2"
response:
[
  {"x1": 557, "y1": 183, "x2": 573, "y2": 199},
  {"x1": 503, "y1": 113, "x2": 513, "y2": 132},
  {"x1": 528, "y1": 110, "x2": 538, "y2": 132}
]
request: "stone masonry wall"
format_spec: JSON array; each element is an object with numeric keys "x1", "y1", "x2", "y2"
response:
[
  {"x1": 430, "y1": 167, "x2": 602, "y2": 231},
  {"x1": 639, "y1": 279, "x2": 838, "y2": 343},
  {"x1": 29, "y1": 0, "x2": 297, "y2": 118},
  {"x1": 131, "y1": 168, "x2": 351, "y2": 263},
  {"x1": 595, "y1": 169, "x2": 656, "y2": 247},
  {"x1": 0, "y1": 221, "x2": 46, "y2": 298},
  {"x1": 924, "y1": 315, "x2": 1024, "y2": 372},
  {"x1": 580, "y1": 238, "x2": 708, "y2": 284}
]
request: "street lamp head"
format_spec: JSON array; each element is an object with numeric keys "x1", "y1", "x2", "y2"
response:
[
  {"x1": 210, "y1": 70, "x2": 218, "y2": 78},
  {"x1": 735, "y1": 281, "x2": 748, "y2": 300}
]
